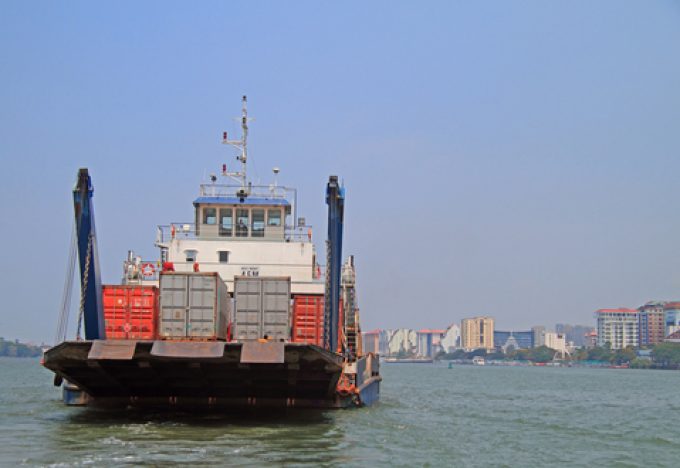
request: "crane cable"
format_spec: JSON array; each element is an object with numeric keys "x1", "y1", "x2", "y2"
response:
[{"x1": 55, "y1": 222, "x2": 77, "y2": 345}]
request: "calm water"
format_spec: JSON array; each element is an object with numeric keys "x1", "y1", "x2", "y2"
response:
[{"x1": 1, "y1": 358, "x2": 678, "y2": 467}]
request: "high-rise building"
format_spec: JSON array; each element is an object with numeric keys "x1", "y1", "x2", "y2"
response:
[
  {"x1": 543, "y1": 331, "x2": 568, "y2": 356},
  {"x1": 362, "y1": 330, "x2": 381, "y2": 355},
  {"x1": 532, "y1": 326, "x2": 545, "y2": 347},
  {"x1": 595, "y1": 308, "x2": 639, "y2": 349},
  {"x1": 461, "y1": 316, "x2": 494, "y2": 351},
  {"x1": 378, "y1": 329, "x2": 390, "y2": 355},
  {"x1": 416, "y1": 329, "x2": 446, "y2": 358},
  {"x1": 440, "y1": 324, "x2": 460, "y2": 352},
  {"x1": 638, "y1": 302, "x2": 666, "y2": 346},
  {"x1": 387, "y1": 329, "x2": 417, "y2": 356}
]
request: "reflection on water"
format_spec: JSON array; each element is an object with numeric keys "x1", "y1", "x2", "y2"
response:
[
  {"x1": 44, "y1": 407, "x2": 344, "y2": 466},
  {"x1": 65, "y1": 407, "x2": 335, "y2": 426}
]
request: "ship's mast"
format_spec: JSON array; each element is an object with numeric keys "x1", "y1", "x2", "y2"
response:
[{"x1": 222, "y1": 95, "x2": 251, "y2": 190}]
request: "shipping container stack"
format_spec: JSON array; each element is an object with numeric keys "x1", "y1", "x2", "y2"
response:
[{"x1": 102, "y1": 273, "x2": 336, "y2": 345}]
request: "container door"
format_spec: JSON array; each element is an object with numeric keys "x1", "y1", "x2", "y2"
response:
[
  {"x1": 262, "y1": 279, "x2": 290, "y2": 341},
  {"x1": 103, "y1": 286, "x2": 128, "y2": 339},
  {"x1": 129, "y1": 287, "x2": 158, "y2": 340},
  {"x1": 160, "y1": 274, "x2": 189, "y2": 338},
  {"x1": 188, "y1": 275, "x2": 217, "y2": 338},
  {"x1": 234, "y1": 278, "x2": 262, "y2": 340}
]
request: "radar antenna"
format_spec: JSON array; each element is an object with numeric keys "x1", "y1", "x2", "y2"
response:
[{"x1": 222, "y1": 95, "x2": 252, "y2": 190}]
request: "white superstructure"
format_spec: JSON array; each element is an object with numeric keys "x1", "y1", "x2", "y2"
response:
[{"x1": 124, "y1": 96, "x2": 324, "y2": 296}]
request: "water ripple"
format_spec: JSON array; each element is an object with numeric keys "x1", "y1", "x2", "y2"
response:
[{"x1": 1, "y1": 358, "x2": 679, "y2": 467}]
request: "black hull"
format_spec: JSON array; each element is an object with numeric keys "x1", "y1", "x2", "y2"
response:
[{"x1": 43, "y1": 341, "x2": 373, "y2": 409}]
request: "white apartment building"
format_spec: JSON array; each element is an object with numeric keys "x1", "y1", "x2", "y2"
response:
[
  {"x1": 440, "y1": 324, "x2": 460, "y2": 352},
  {"x1": 595, "y1": 308, "x2": 639, "y2": 349},
  {"x1": 543, "y1": 331, "x2": 568, "y2": 357}
]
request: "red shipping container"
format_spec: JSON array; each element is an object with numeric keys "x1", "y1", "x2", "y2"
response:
[
  {"x1": 291, "y1": 295, "x2": 344, "y2": 347},
  {"x1": 291, "y1": 295, "x2": 324, "y2": 346},
  {"x1": 103, "y1": 285, "x2": 159, "y2": 340}
]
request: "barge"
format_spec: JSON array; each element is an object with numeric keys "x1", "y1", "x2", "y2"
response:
[{"x1": 43, "y1": 97, "x2": 380, "y2": 409}]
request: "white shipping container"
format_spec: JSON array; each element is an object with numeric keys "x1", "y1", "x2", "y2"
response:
[
  {"x1": 234, "y1": 277, "x2": 291, "y2": 341},
  {"x1": 159, "y1": 272, "x2": 231, "y2": 340}
]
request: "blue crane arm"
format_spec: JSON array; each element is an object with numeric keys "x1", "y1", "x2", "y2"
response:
[
  {"x1": 73, "y1": 168, "x2": 105, "y2": 340},
  {"x1": 324, "y1": 175, "x2": 344, "y2": 352}
]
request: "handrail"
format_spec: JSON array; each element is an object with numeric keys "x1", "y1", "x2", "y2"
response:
[
  {"x1": 198, "y1": 183, "x2": 294, "y2": 199},
  {"x1": 155, "y1": 223, "x2": 314, "y2": 244},
  {"x1": 124, "y1": 259, "x2": 326, "y2": 283}
]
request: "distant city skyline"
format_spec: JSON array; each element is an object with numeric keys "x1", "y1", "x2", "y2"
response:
[{"x1": 369, "y1": 297, "x2": 680, "y2": 359}]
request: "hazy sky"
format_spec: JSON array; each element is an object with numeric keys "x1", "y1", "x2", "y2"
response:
[{"x1": 2, "y1": 1, "x2": 680, "y2": 343}]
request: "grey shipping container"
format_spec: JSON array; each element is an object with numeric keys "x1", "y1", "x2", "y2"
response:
[
  {"x1": 234, "y1": 277, "x2": 291, "y2": 341},
  {"x1": 159, "y1": 272, "x2": 231, "y2": 340}
]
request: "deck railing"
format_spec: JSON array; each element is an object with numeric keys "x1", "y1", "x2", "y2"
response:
[
  {"x1": 199, "y1": 183, "x2": 294, "y2": 200},
  {"x1": 125, "y1": 258, "x2": 326, "y2": 282},
  {"x1": 156, "y1": 223, "x2": 314, "y2": 244}
]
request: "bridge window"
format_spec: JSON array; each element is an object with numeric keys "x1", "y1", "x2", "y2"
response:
[
  {"x1": 219, "y1": 208, "x2": 233, "y2": 237},
  {"x1": 267, "y1": 209, "x2": 281, "y2": 226},
  {"x1": 236, "y1": 209, "x2": 249, "y2": 237},
  {"x1": 203, "y1": 207, "x2": 216, "y2": 225},
  {"x1": 252, "y1": 209, "x2": 265, "y2": 237}
]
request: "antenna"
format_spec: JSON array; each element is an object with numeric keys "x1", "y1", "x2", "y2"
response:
[
  {"x1": 221, "y1": 95, "x2": 252, "y2": 190},
  {"x1": 272, "y1": 167, "x2": 280, "y2": 188}
]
